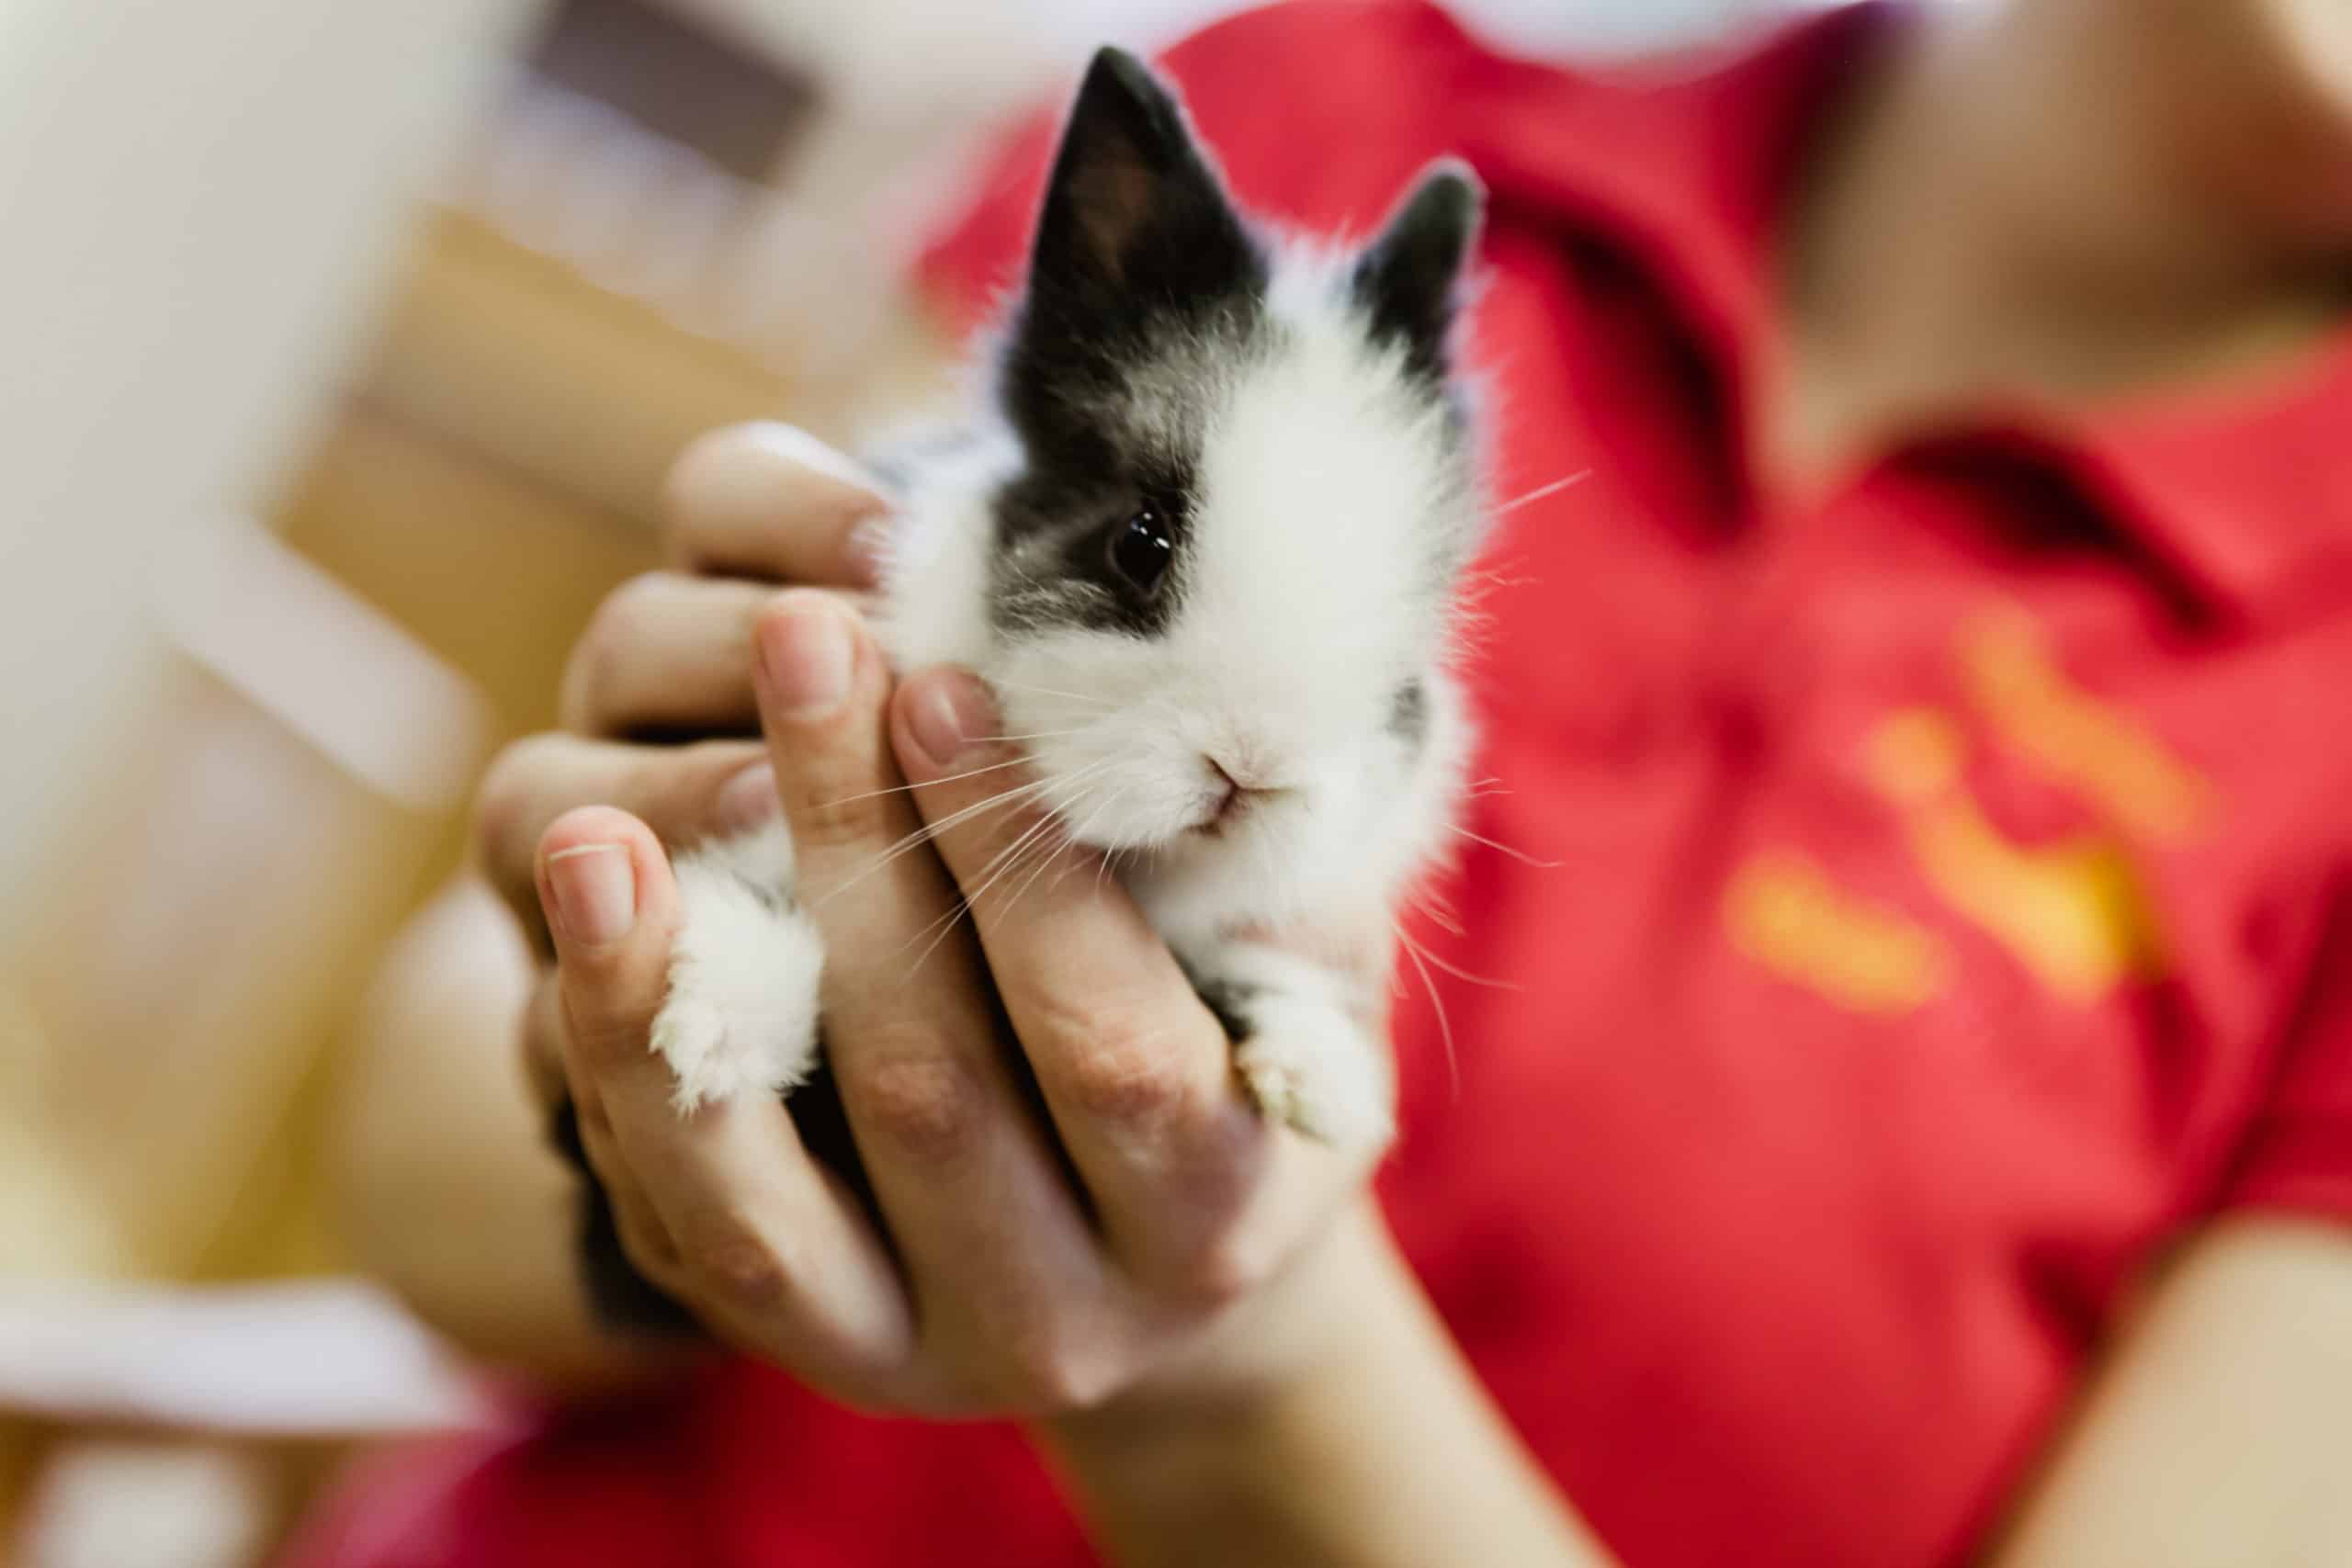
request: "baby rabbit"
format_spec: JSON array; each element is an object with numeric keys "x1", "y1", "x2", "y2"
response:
[{"x1": 656, "y1": 46, "x2": 1487, "y2": 1154}]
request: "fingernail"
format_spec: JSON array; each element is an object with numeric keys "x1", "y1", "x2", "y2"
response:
[
  {"x1": 908, "y1": 671, "x2": 996, "y2": 767},
  {"x1": 546, "y1": 843, "x2": 636, "y2": 947},
  {"x1": 842, "y1": 519, "x2": 892, "y2": 589},
  {"x1": 759, "y1": 594, "x2": 853, "y2": 720},
  {"x1": 715, "y1": 761, "x2": 779, "y2": 830}
]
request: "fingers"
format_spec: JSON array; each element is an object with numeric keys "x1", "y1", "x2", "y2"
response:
[
  {"x1": 569, "y1": 421, "x2": 892, "y2": 738},
  {"x1": 890, "y1": 668, "x2": 1335, "y2": 1299},
  {"x1": 560, "y1": 575, "x2": 880, "y2": 739},
  {"x1": 534, "y1": 806, "x2": 912, "y2": 1394},
  {"x1": 559, "y1": 572, "x2": 775, "y2": 738},
  {"x1": 748, "y1": 593, "x2": 1115, "y2": 1406},
  {"x1": 476, "y1": 735, "x2": 771, "y2": 949},
  {"x1": 662, "y1": 423, "x2": 892, "y2": 587}
]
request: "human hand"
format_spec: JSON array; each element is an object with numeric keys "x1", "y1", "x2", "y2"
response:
[{"x1": 476, "y1": 423, "x2": 1390, "y2": 1415}]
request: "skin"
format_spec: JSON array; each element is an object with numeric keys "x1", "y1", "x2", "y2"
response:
[
  {"x1": 332, "y1": 0, "x2": 2352, "y2": 1561},
  {"x1": 1775, "y1": 0, "x2": 2352, "y2": 485}
]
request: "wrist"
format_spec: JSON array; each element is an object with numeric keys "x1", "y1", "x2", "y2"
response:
[
  {"x1": 1046, "y1": 1196, "x2": 1399, "y2": 1446},
  {"x1": 1034, "y1": 1202, "x2": 1607, "y2": 1568},
  {"x1": 1034, "y1": 1201, "x2": 1406, "y2": 1552}
]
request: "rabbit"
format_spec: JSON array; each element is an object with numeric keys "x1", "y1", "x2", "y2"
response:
[{"x1": 651, "y1": 45, "x2": 1487, "y2": 1156}]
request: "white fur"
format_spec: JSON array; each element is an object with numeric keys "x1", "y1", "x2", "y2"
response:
[
  {"x1": 983, "y1": 273, "x2": 1474, "y2": 943},
  {"x1": 649, "y1": 238, "x2": 1477, "y2": 1150},
  {"x1": 651, "y1": 820, "x2": 824, "y2": 1111},
  {"x1": 1210, "y1": 940, "x2": 1397, "y2": 1147}
]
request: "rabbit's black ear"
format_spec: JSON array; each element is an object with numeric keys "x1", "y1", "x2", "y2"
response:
[
  {"x1": 1351, "y1": 159, "x2": 1484, "y2": 384},
  {"x1": 1023, "y1": 48, "x2": 1262, "y2": 326}
]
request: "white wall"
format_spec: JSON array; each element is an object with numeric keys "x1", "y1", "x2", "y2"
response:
[{"x1": 0, "y1": 0, "x2": 539, "y2": 937}]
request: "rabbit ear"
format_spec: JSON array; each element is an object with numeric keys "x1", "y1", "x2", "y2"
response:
[
  {"x1": 1350, "y1": 159, "x2": 1484, "y2": 384},
  {"x1": 1023, "y1": 48, "x2": 1262, "y2": 331}
]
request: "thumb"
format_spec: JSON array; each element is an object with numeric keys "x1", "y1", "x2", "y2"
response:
[
  {"x1": 535, "y1": 806, "x2": 684, "y2": 1086},
  {"x1": 533, "y1": 807, "x2": 701, "y2": 1333}
]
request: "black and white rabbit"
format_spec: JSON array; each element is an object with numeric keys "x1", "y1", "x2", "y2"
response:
[{"x1": 656, "y1": 47, "x2": 1487, "y2": 1153}]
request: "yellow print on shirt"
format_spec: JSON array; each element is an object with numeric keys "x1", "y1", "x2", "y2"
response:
[
  {"x1": 1956, "y1": 603, "x2": 2210, "y2": 843},
  {"x1": 1724, "y1": 851, "x2": 1954, "y2": 1014},
  {"x1": 1725, "y1": 603, "x2": 2206, "y2": 1012}
]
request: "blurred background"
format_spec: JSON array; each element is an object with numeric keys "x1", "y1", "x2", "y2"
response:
[{"x1": 0, "y1": 0, "x2": 1863, "y2": 1561}]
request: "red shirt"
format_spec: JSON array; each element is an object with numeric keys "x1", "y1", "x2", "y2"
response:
[{"x1": 296, "y1": 6, "x2": 2352, "y2": 1565}]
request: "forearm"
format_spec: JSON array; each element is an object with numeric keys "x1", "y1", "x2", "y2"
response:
[
  {"x1": 1042, "y1": 1204, "x2": 1611, "y2": 1568},
  {"x1": 1981, "y1": 1217, "x2": 2352, "y2": 1567}
]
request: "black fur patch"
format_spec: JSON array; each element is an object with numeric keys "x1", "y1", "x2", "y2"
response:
[
  {"x1": 1350, "y1": 162, "x2": 1483, "y2": 387},
  {"x1": 1011, "y1": 49, "x2": 1267, "y2": 389},
  {"x1": 988, "y1": 48, "x2": 1269, "y2": 639},
  {"x1": 1389, "y1": 677, "x2": 1429, "y2": 748},
  {"x1": 990, "y1": 460, "x2": 1202, "y2": 637},
  {"x1": 983, "y1": 52, "x2": 1482, "y2": 643}
]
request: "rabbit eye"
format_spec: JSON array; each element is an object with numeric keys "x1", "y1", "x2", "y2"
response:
[{"x1": 1104, "y1": 505, "x2": 1175, "y2": 596}]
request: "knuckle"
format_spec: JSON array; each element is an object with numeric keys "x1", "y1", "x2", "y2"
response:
[
  {"x1": 844, "y1": 1044, "x2": 984, "y2": 1165},
  {"x1": 784, "y1": 785, "x2": 888, "y2": 853},
  {"x1": 1069, "y1": 1050, "x2": 1185, "y2": 1126},
  {"x1": 674, "y1": 1207, "x2": 791, "y2": 1313},
  {"x1": 557, "y1": 981, "x2": 650, "y2": 1074},
  {"x1": 654, "y1": 739, "x2": 765, "y2": 835},
  {"x1": 1046, "y1": 998, "x2": 1190, "y2": 1125},
  {"x1": 565, "y1": 1016, "x2": 638, "y2": 1075}
]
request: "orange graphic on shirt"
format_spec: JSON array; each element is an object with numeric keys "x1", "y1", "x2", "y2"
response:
[
  {"x1": 1724, "y1": 850, "x2": 1953, "y2": 1014},
  {"x1": 1724, "y1": 604, "x2": 2206, "y2": 1013},
  {"x1": 1864, "y1": 708, "x2": 2164, "y2": 1005},
  {"x1": 1957, "y1": 603, "x2": 2209, "y2": 845}
]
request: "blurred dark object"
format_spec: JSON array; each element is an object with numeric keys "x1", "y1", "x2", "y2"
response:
[{"x1": 523, "y1": 0, "x2": 820, "y2": 182}]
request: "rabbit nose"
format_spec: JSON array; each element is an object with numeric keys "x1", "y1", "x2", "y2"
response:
[
  {"x1": 1203, "y1": 753, "x2": 1286, "y2": 828},
  {"x1": 1205, "y1": 757, "x2": 1243, "y2": 820}
]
